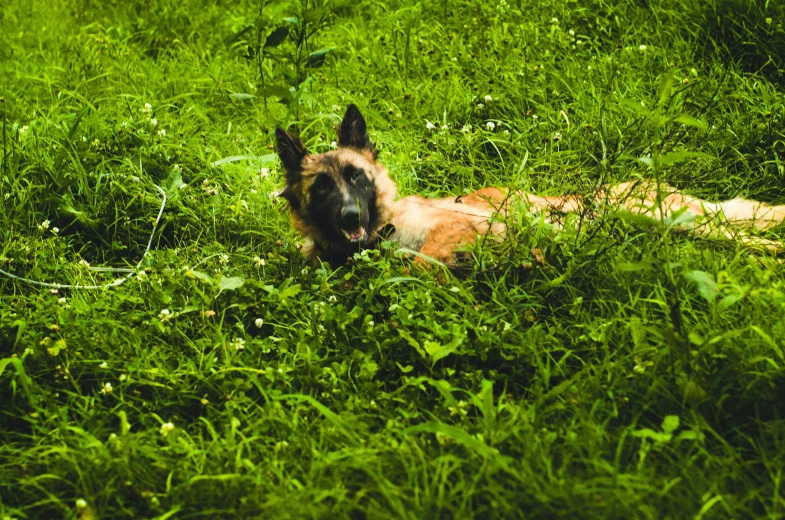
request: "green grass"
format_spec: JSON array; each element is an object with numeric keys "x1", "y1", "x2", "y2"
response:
[{"x1": 2, "y1": 0, "x2": 785, "y2": 518}]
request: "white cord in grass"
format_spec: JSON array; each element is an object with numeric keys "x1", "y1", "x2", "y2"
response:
[{"x1": 0, "y1": 185, "x2": 167, "y2": 290}]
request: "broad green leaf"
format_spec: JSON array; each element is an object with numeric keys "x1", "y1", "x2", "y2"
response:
[
  {"x1": 611, "y1": 210, "x2": 664, "y2": 229},
  {"x1": 672, "y1": 114, "x2": 707, "y2": 130},
  {"x1": 185, "y1": 270, "x2": 213, "y2": 284},
  {"x1": 658, "y1": 72, "x2": 675, "y2": 105},
  {"x1": 424, "y1": 340, "x2": 456, "y2": 363},
  {"x1": 218, "y1": 276, "x2": 244, "y2": 294},
  {"x1": 620, "y1": 98, "x2": 653, "y2": 118},
  {"x1": 665, "y1": 206, "x2": 697, "y2": 228},
  {"x1": 306, "y1": 47, "x2": 335, "y2": 68},
  {"x1": 230, "y1": 93, "x2": 256, "y2": 100},
  {"x1": 683, "y1": 270, "x2": 719, "y2": 302},
  {"x1": 264, "y1": 26, "x2": 289, "y2": 48},
  {"x1": 615, "y1": 260, "x2": 657, "y2": 272},
  {"x1": 258, "y1": 85, "x2": 292, "y2": 100},
  {"x1": 659, "y1": 151, "x2": 712, "y2": 167}
]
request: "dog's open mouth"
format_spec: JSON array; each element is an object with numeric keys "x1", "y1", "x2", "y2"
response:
[{"x1": 341, "y1": 227, "x2": 366, "y2": 243}]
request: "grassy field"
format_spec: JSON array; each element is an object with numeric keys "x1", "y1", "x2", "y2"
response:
[{"x1": 2, "y1": 0, "x2": 785, "y2": 517}]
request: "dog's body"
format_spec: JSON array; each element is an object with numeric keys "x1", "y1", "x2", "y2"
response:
[{"x1": 277, "y1": 105, "x2": 785, "y2": 266}]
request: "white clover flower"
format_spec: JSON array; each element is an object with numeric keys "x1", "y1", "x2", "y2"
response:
[
  {"x1": 58, "y1": 297, "x2": 67, "y2": 305},
  {"x1": 120, "y1": 121, "x2": 129, "y2": 128},
  {"x1": 484, "y1": 95, "x2": 493, "y2": 102},
  {"x1": 19, "y1": 125, "x2": 29, "y2": 134},
  {"x1": 150, "y1": 118, "x2": 158, "y2": 127},
  {"x1": 461, "y1": 124, "x2": 471, "y2": 133},
  {"x1": 367, "y1": 320, "x2": 375, "y2": 328},
  {"x1": 531, "y1": 114, "x2": 539, "y2": 120},
  {"x1": 157, "y1": 129, "x2": 166, "y2": 137},
  {"x1": 253, "y1": 256, "x2": 265, "y2": 267},
  {"x1": 160, "y1": 422, "x2": 175, "y2": 436},
  {"x1": 76, "y1": 498, "x2": 88, "y2": 509},
  {"x1": 219, "y1": 254, "x2": 229, "y2": 264},
  {"x1": 142, "y1": 103, "x2": 152, "y2": 113},
  {"x1": 233, "y1": 337, "x2": 245, "y2": 351},
  {"x1": 38, "y1": 219, "x2": 51, "y2": 231},
  {"x1": 51, "y1": 227, "x2": 59, "y2": 235},
  {"x1": 441, "y1": 124, "x2": 449, "y2": 131},
  {"x1": 550, "y1": 17, "x2": 559, "y2": 23},
  {"x1": 158, "y1": 309, "x2": 171, "y2": 322},
  {"x1": 261, "y1": 167, "x2": 270, "y2": 178},
  {"x1": 503, "y1": 129, "x2": 510, "y2": 136},
  {"x1": 99, "y1": 361, "x2": 109, "y2": 369},
  {"x1": 50, "y1": 288, "x2": 59, "y2": 294},
  {"x1": 91, "y1": 138, "x2": 100, "y2": 147},
  {"x1": 330, "y1": 141, "x2": 338, "y2": 149},
  {"x1": 79, "y1": 259, "x2": 90, "y2": 268},
  {"x1": 486, "y1": 121, "x2": 496, "y2": 131},
  {"x1": 425, "y1": 121, "x2": 436, "y2": 131},
  {"x1": 250, "y1": 188, "x2": 258, "y2": 194},
  {"x1": 476, "y1": 103, "x2": 484, "y2": 109},
  {"x1": 328, "y1": 295, "x2": 337, "y2": 303},
  {"x1": 568, "y1": 29, "x2": 575, "y2": 36},
  {"x1": 553, "y1": 131, "x2": 562, "y2": 141},
  {"x1": 639, "y1": 44, "x2": 647, "y2": 51},
  {"x1": 255, "y1": 318, "x2": 264, "y2": 328},
  {"x1": 100, "y1": 382, "x2": 113, "y2": 395}
]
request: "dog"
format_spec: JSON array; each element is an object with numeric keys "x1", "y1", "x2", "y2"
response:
[{"x1": 276, "y1": 104, "x2": 785, "y2": 267}]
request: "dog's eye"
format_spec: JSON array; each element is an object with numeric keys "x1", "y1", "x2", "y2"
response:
[
  {"x1": 348, "y1": 168, "x2": 363, "y2": 183},
  {"x1": 312, "y1": 174, "x2": 333, "y2": 193}
]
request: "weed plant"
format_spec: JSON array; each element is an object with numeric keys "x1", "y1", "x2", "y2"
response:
[{"x1": 1, "y1": 0, "x2": 785, "y2": 518}]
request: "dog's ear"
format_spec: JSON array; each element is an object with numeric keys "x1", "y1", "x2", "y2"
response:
[
  {"x1": 337, "y1": 104, "x2": 377, "y2": 158},
  {"x1": 276, "y1": 128, "x2": 308, "y2": 183}
]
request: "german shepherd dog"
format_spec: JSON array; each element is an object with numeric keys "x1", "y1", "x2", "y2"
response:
[{"x1": 277, "y1": 104, "x2": 785, "y2": 267}]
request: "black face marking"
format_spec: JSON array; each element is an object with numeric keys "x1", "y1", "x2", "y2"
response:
[{"x1": 302, "y1": 162, "x2": 382, "y2": 262}]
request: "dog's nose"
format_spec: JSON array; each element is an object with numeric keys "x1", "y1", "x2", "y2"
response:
[{"x1": 340, "y1": 205, "x2": 361, "y2": 229}]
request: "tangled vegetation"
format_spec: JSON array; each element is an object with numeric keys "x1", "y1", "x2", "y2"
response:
[{"x1": 1, "y1": 0, "x2": 785, "y2": 517}]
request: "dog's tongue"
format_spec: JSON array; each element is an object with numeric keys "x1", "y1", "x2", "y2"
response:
[{"x1": 342, "y1": 227, "x2": 366, "y2": 242}]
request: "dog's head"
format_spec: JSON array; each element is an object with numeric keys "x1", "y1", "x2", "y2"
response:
[{"x1": 276, "y1": 104, "x2": 397, "y2": 258}]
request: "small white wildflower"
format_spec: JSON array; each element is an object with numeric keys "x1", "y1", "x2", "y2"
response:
[
  {"x1": 233, "y1": 337, "x2": 245, "y2": 351},
  {"x1": 531, "y1": 114, "x2": 539, "y2": 120},
  {"x1": 158, "y1": 309, "x2": 171, "y2": 322},
  {"x1": 79, "y1": 259, "x2": 90, "y2": 268},
  {"x1": 568, "y1": 29, "x2": 575, "y2": 36},
  {"x1": 253, "y1": 256, "x2": 265, "y2": 267},
  {"x1": 157, "y1": 129, "x2": 166, "y2": 137},
  {"x1": 639, "y1": 44, "x2": 647, "y2": 51},
  {"x1": 250, "y1": 188, "x2": 258, "y2": 194},
  {"x1": 461, "y1": 124, "x2": 471, "y2": 133},
  {"x1": 179, "y1": 183, "x2": 188, "y2": 190},
  {"x1": 51, "y1": 227, "x2": 59, "y2": 235},
  {"x1": 119, "y1": 374, "x2": 127, "y2": 382},
  {"x1": 278, "y1": 368, "x2": 283, "y2": 374},
  {"x1": 150, "y1": 118, "x2": 158, "y2": 127},
  {"x1": 75, "y1": 498, "x2": 88, "y2": 509},
  {"x1": 576, "y1": 40, "x2": 584, "y2": 46},
  {"x1": 451, "y1": 57, "x2": 458, "y2": 62},
  {"x1": 301, "y1": 267, "x2": 309, "y2": 275},
  {"x1": 550, "y1": 17, "x2": 559, "y2": 23},
  {"x1": 38, "y1": 219, "x2": 51, "y2": 231},
  {"x1": 441, "y1": 124, "x2": 449, "y2": 131},
  {"x1": 99, "y1": 361, "x2": 108, "y2": 369},
  {"x1": 476, "y1": 103, "x2": 484, "y2": 109},
  {"x1": 330, "y1": 141, "x2": 338, "y2": 149},
  {"x1": 50, "y1": 288, "x2": 59, "y2": 294},
  {"x1": 91, "y1": 138, "x2": 100, "y2": 147},
  {"x1": 160, "y1": 422, "x2": 175, "y2": 436},
  {"x1": 553, "y1": 131, "x2": 562, "y2": 141},
  {"x1": 425, "y1": 121, "x2": 437, "y2": 131},
  {"x1": 142, "y1": 103, "x2": 152, "y2": 113},
  {"x1": 58, "y1": 297, "x2": 67, "y2": 305},
  {"x1": 120, "y1": 121, "x2": 129, "y2": 128},
  {"x1": 19, "y1": 125, "x2": 29, "y2": 134},
  {"x1": 328, "y1": 295, "x2": 337, "y2": 303},
  {"x1": 255, "y1": 318, "x2": 264, "y2": 328},
  {"x1": 484, "y1": 95, "x2": 493, "y2": 102},
  {"x1": 82, "y1": 135, "x2": 87, "y2": 142},
  {"x1": 503, "y1": 129, "x2": 510, "y2": 136},
  {"x1": 219, "y1": 254, "x2": 229, "y2": 264},
  {"x1": 100, "y1": 382, "x2": 113, "y2": 395},
  {"x1": 367, "y1": 320, "x2": 375, "y2": 328},
  {"x1": 486, "y1": 121, "x2": 495, "y2": 131},
  {"x1": 261, "y1": 167, "x2": 270, "y2": 178}
]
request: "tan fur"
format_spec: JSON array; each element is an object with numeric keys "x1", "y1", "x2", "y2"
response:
[{"x1": 280, "y1": 107, "x2": 785, "y2": 267}]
